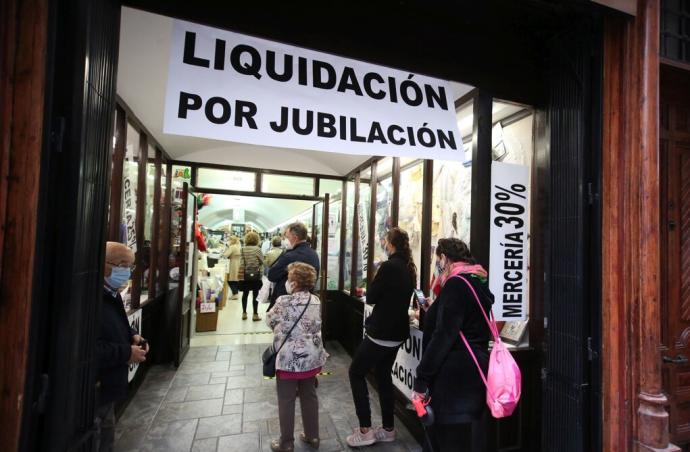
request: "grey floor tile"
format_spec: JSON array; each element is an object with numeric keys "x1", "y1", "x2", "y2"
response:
[
  {"x1": 117, "y1": 395, "x2": 162, "y2": 429},
  {"x1": 114, "y1": 424, "x2": 148, "y2": 452},
  {"x1": 216, "y1": 351, "x2": 232, "y2": 361},
  {"x1": 243, "y1": 419, "x2": 270, "y2": 434},
  {"x1": 217, "y1": 432, "x2": 260, "y2": 452},
  {"x1": 165, "y1": 386, "x2": 189, "y2": 403},
  {"x1": 196, "y1": 414, "x2": 243, "y2": 439},
  {"x1": 226, "y1": 374, "x2": 263, "y2": 389},
  {"x1": 244, "y1": 400, "x2": 280, "y2": 422},
  {"x1": 212, "y1": 369, "x2": 246, "y2": 378},
  {"x1": 140, "y1": 418, "x2": 198, "y2": 452},
  {"x1": 192, "y1": 437, "x2": 219, "y2": 452},
  {"x1": 210, "y1": 376, "x2": 228, "y2": 385},
  {"x1": 178, "y1": 360, "x2": 230, "y2": 375},
  {"x1": 172, "y1": 372, "x2": 212, "y2": 387},
  {"x1": 224, "y1": 388, "x2": 244, "y2": 405},
  {"x1": 155, "y1": 398, "x2": 223, "y2": 423},
  {"x1": 222, "y1": 404, "x2": 243, "y2": 415},
  {"x1": 243, "y1": 386, "x2": 276, "y2": 404},
  {"x1": 186, "y1": 383, "x2": 227, "y2": 401}
]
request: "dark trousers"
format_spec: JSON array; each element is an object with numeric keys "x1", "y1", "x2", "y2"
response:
[
  {"x1": 94, "y1": 402, "x2": 115, "y2": 452},
  {"x1": 276, "y1": 376, "x2": 319, "y2": 447},
  {"x1": 228, "y1": 281, "x2": 239, "y2": 295},
  {"x1": 348, "y1": 337, "x2": 400, "y2": 429},
  {"x1": 422, "y1": 423, "x2": 472, "y2": 452},
  {"x1": 241, "y1": 280, "x2": 261, "y2": 314}
]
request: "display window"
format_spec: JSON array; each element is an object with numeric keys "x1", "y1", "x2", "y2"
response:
[
  {"x1": 327, "y1": 196, "x2": 342, "y2": 290},
  {"x1": 343, "y1": 180, "x2": 355, "y2": 292},
  {"x1": 122, "y1": 123, "x2": 139, "y2": 252},
  {"x1": 356, "y1": 181, "x2": 370, "y2": 290},
  {"x1": 373, "y1": 158, "x2": 393, "y2": 273},
  {"x1": 398, "y1": 161, "x2": 424, "y2": 288}
]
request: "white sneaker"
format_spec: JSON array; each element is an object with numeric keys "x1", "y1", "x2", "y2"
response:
[
  {"x1": 374, "y1": 427, "x2": 396, "y2": 442},
  {"x1": 346, "y1": 428, "x2": 377, "y2": 447}
]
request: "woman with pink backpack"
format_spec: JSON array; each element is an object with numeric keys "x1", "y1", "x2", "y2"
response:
[{"x1": 413, "y1": 238, "x2": 494, "y2": 452}]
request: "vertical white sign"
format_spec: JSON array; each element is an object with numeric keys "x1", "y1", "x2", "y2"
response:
[
  {"x1": 489, "y1": 162, "x2": 530, "y2": 321},
  {"x1": 358, "y1": 204, "x2": 369, "y2": 273},
  {"x1": 123, "y1": 174, "x2": 137, "y2": 252},
  {"x1": 127, "y1": 309, "x2": 142, "y2": 382}
]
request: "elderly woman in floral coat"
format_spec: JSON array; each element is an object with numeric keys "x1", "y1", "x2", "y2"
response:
[{"x1": 266, "y1": 262, "x2": 328, "y2": 452}]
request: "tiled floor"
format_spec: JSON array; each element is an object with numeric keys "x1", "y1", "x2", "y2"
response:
[{"x1": 115, "y1": 341, "x2": 422, "y2": 452}]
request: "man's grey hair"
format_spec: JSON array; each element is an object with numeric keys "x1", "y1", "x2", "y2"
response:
[{"x1": 286, "y1": 222, "x2": 308, "y2": 241}]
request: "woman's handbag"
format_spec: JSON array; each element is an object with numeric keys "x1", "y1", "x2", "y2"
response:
[
  {"x1": 454, "y1": 275, "x2": 522, "y2": 418},
  {"x1": 262, "y1": 296, "x2": 312, "y2": 377},
  {"x1": 242, "y1": 248, "x2": 262, "y2": 282}
]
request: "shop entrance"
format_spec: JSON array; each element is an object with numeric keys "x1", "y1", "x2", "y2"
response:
[{"x1": 660, "y1": 64, "x2": 690, "y2": 446}]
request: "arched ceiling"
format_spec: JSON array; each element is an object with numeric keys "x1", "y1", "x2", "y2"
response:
[{"x1": 198, "y1": 195, "x2": 315, "y2": 231}]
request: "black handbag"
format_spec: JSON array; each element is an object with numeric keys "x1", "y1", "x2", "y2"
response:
[
  {"x1": 262, "y1": 296, "x2": 311, "y2": 377},
  {"x1": 242, "y1": 247, "x2": 262, "y2": 282}
]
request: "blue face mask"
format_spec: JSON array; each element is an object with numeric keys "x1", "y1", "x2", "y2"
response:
[{"x1": 106, "y1": 266, "x2": 131, "y2": 290}]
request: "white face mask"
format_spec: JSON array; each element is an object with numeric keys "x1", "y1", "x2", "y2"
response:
[
  {"x1": 285, "y1": 280, "x2": 295, "y2": 294},
  {"x1": 283, "y1": 238, "x2": 293, "y2": 250}
]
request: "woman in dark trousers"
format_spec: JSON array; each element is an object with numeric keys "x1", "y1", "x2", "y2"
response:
[
  {"x1": 346, "y1": 227, "x2": 416, "y2": 448},
  {"x1": 240, "y1": 231, "x2": 264, "y2": 321},
  {"x1": 413, "y1": 238, "x2": 494, "y2": 452}
]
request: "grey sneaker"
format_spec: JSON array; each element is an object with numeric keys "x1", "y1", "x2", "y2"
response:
[
  {"x1": 374, "y1": 427, "x2": 396, "y2": 442},
  {"x1": 346, "y1": 427, "x2": 377, "y2": 447}
]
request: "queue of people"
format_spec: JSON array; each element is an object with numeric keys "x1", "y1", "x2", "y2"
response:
[{"x1": 97, "y1": 221, "x2": 497, "y2": 452}]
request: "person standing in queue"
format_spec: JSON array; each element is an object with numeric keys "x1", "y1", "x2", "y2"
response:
[
  {"x1": 96, "y1": 242, "x2": 149, "y2": 452},
  {"x1": 240, "y1": 231, "x2": 264, "y2": 321},
  {"x1": 267, "y1": 222, "x2": 320, "y2": 312},
  {"x1": 224, "y1": 235, "x2": 241, "y2": 300},
  {"x1": 412, "y1": 238, "x2": 493, "y2": 452},
  {"x1": 266, "y1": 262, "x2": 328, "y2": 452},
  {"x1": 346, "y1": 227, "x2": 416, "y2": 447}
]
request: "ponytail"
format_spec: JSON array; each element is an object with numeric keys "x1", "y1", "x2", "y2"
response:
[{"x1": 386, "y1": 227, "x2": 417, "y2": 285}]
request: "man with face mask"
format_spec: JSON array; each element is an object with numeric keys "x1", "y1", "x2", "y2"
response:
[
  {"x1": 267, "y1": 223, "x2": 320, "y2": 311},
  {"x1": 96, "y1": 242, "x2": 148, "y2": 452}
]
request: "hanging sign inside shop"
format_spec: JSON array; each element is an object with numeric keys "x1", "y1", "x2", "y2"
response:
[
  {"x1": 489, "y1": 162, "x2": 530, "y2": 321},
  {"x1": 164, "y1": 20, "x2": 466, "y2": 161},
  {"x1": 362, "y1": 304, "x2": 422, "y2": 400},
  {"x1": 127, "y1": 309, "x2": 142, "y2": 382},
  {"x1": 123, "y1": 175, "x2": 137, "y2": 252}
]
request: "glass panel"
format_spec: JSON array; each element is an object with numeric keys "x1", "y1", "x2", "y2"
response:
[
  {"x1": 142, "y1": 144, "x2": 156, "y2": 295},
  {"x1": 314, "y1": 203, "x2": 323, "y2": 268},
  {"x1": 170, "y1": 165, "x2": 191, "y2": 266},
  {"x1": 376, "y1": 157, "x2": 393, "y2": 178},
  {"x1": 356, "y1": 181, "x2": 370, "y2": 290},
  {"x1": 343, "y1": 181, "x2": 355, "y2": 292},
  {"x1": 197, "y1": 167, "x2": 256, "y2": 191},
  {"x1": 263, "y1": 174, "x2": 315, "y2": 196},
  {"x1": 397, "y1": 163, "x2": 424, "y2": 288},
  {"x1": 492, "y1": 101, "x2": 533, "y2": 167},
  {"x1": 327, "y1": 198, "x2": 342, "y2": 290},
  {"x1": 319, "y1": 178, "x2": 343, "y2": 198},
  {"x1": 360, "y1": 165, "x2": 372, "y2": 181},
  {"x1": 157, "y1": 162, "x2": 168, "y2": 293},
  {"x1": 373, "y1": 176, "x2": 393, "y2": 273}
]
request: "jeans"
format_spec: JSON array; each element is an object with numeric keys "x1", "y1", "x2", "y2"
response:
[
  {"x1": 94, "y1": 402, "x2": 115, "y2": 452},
  {"x1": 241, "y1": 280, "x2": 262, "y2": 314},
  {"x1": 422, "y1": 423, "x2": 472, "y2": 452},
  {"x1": 276, "y1": 376, "x2": 319, "y2": 447},
  {"x1": 348, "y1": 337, "x2": 400, "y2": 429}
]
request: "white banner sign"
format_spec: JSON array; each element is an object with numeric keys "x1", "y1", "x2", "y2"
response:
[
  {"x1": 362, "y1": 304, "x2": 422, "y2": 400},
  {"x1": 164, "y1": 20, "x2": 465, "y2": 161},
  {"x1": 200, "y1": 302, "x2": 216, "y2": 313},
  {"x1": 127, "y1": 309, "x2": 142, "y2": 382},
  {"x1": 358, "y1": 204, "x2": 369, "y2": 274},
  {"x1": 489, "y1": 162, "x2": 530, "y2": 321},
  {"x1": 123, "y1": 175, "x2": 137, "y2": 252}
]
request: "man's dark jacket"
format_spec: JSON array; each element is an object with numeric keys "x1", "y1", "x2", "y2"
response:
[
  {"x1": 97, "y1": 288, "x2": 136, "y2": 405},
  {"x1": 267, "y1": 241, "x2": 320, "y2": 309},
  {"x1": 364, "y1": 252, "x2": 415, "y2": 342}
]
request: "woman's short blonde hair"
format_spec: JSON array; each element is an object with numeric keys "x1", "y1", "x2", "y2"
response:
[
  {"x1": 287, "y1": 262, "x2": 317, "y2": 291},
  {"x1": 244, "y1": 231, "x2": 260, "y2": 246},
  {"x1": 229, "y1": 236, "x2": 240, "y2": 245}
]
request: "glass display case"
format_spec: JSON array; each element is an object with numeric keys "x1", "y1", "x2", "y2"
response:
[
  {"x1": 327, "y1": 196, "x2": 342, "y2": 290},
  {"x1": 373, "y1": 158, "x2": 393, "y2": 274},
  {"x1": 343, "y1": 180, "x2": 355, "y2": 292},
  {"x1": 398, "y1": 161, "x2": 424, "y2": 288},
  {"x1": 356, "y1": 181, "x2": 370, "y2": 290}
]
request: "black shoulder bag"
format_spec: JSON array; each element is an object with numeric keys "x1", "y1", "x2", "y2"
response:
[
  {"x1": 243, "y1": 247, "x2": 262, "y2": 282},
  {"x1": 262, "y1": 296, "x2": 312, "y2": 377}
]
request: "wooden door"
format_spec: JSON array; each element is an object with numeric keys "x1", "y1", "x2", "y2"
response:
[
  {"x1": 661, "y1": 66, "x2": 690, "y2": 445},
  {"x1": 174, "y1": 182, "x2": 197, "y2": 367}
]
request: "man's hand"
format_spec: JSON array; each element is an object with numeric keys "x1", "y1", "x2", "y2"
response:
[
  {"x1": 128, "y1": 345, "x2": 147, "y2": 364},
  {"x1": 132, "y1": 335, "x2": 149, "y2": 353}
]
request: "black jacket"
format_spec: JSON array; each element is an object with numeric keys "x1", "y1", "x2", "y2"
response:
[
  {"x1": 364, "y1": 252, "x2": 414, "y2": 342},
  {"x1": 267, "y1": 242, "x2": 320, "y2": 307},
  {"x1": 414, "y1": 274, "x2": 494, "y2": 424},
  {"x1": 97, "y1": 288, "x2": 137, "y2": 405}
]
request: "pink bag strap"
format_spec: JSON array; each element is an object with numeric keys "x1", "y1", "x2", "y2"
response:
[{"x1": 452, "y1": 275, "x2": 499, "y2": 388}]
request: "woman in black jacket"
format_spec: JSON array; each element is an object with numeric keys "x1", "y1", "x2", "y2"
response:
[
  {"x1": 413, "y1": 238, "x2": 493, "y2": 452},
  {"x1": 346, "y1": 227, "x2": 416, "y2": 448}
]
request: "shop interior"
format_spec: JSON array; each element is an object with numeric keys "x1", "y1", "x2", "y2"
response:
[{"x1": 108, "y1": 6, "x2": 539, "y2": 447}]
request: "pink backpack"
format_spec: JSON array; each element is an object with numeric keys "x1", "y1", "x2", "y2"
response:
[{"x1": 455, "y1": 275, "x2": 522, "y2": 418}]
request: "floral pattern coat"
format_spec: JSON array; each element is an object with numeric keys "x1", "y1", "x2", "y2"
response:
[{"x1": 266, "y1": 291, "x2": 328, "y2": 372}]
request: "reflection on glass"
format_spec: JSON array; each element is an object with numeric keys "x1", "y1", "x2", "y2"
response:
[
  {"x1": 373, "y1": 176, "x2": 393, "y2": 274},
  {"x1": 319, "y1": 178, "x2": 343, "y2": 198},
  {"x1": 491, "y1": 104, "x2": 533, "y2": 167},
  {"x1": 197, "y1": 168, "x2": 255, "y2": 191},
  {"x1": 430, "y1": 160, "x2": 472, "y2": 282},
  {"x1": 263, "y1": 174, "x2": 315, "y2": 196},
  {"x1": 343, "y1": 181, "x2": 355, "y2": 292},
  {"x1": 327, "y1": 198, "x2": 342, "y2": 290},
  {"x1": 398, "y1": 163, "x2": 423, "y2": 288},
  {"x1": 356, "y1": 182, "x2": 370, "y2": 289},
  {"x1": 376, "y1": 157, "x2": 393, "y2": 178}
]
